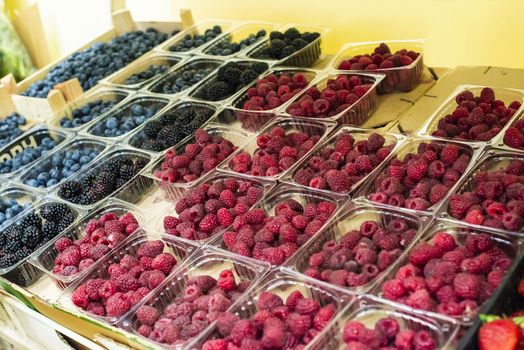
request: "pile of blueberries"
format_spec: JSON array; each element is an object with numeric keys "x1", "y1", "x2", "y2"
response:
[
  {"x1": 0, "y1": 113, "x2": 27, "y2": 148},
  {"x1": 205, "y1": 29, "x2": 267, "y2": 56},
  {"x1": 168, "y1": 25, "x2": 222, "y2": 52},
  {"x1": 124, "y1": 63, "x2": 171, "y2": 86},
  {"x1": 0, "y1": 136, "x2": 60, "y2": 174},
  {"x1": 59, "y1": 99, "x2": 120, "y2": 129},
  {"x1": 23, "y1": 144, "x2": 103, "y2": 189},
  {"x1": 23, "y1": 29, "x2": 172, "y2": 98},
  {"x1": 89, "y1": 99, "x2": 166, "y2": 138},
  {"x1": 0, "y1": 197, "x2": 31, "y2": 226},
  {"x1": 149, "y1": 65, "x2": 217, "y2": 95}
]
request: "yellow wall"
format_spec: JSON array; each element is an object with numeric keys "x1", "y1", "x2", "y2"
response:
[{"x1": 8, "y1": 0, "x2": 524, "y2": 69}]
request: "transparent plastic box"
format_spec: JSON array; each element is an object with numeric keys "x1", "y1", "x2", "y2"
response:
[
  {"x1": 0, "y1": 184, "x2": 41, "y2": 230},
  {"x1": 356, "y1": 137, "x2": 482, "y2": 215},
  {"x1": 0, "y1": 125, "x2": 72, "y2": 179},
  {"x1": 285, "y1": 203, "x2": 429, "y2": 295},
  {"x1": 144, "y1": 124, "x2": 253, "y2": 202},
  {"x1": 200, "y1": 21, "x2": 281, "y2": 59},
  {"x1": 245, "y1": 24, "x2": 329, "y2": 68},
  {"x1": 439, "y1": 148, "x2": 524, "y2": 237},
  {"x1": 52, "y1": 146, "x2": 153, "y2": 210},
  {"x1": 308, "y1": 295, "x2": 459, "y2": 350},
  {"x1": 188, "y1": 59, "x2": 270, "y2": 104},
  {"x1": 331, "y1": 40, "x2": 424, "y2": 94},
  {"x1": 154, "y1": 171, "x2": 276, "y2": 243},
  {"x1": 0, "y1": 198, "x2": 83, "y2": 287},
  {"x1": 212, "y1": 183, "x2": 348, "y2": 266},
  {"x1": 18, "y1": 137, "x2": 111, "y2": 192},
  {"x1": 101, "y1": 52, "x2": 185, "y2": 90},
  {"x1": 144, "y1": 57, "x2": 224, "y2": 97},
  {"x1": 282, "y1": 126, "x2": 405, "y2": 196},
  {"x1": 125, "y1": 100, "x2": 218, "y2": 154},
  {"x1": 120, "y1": 247, "x2": 271, "y2": 348},
  {"x1": 218, "y1": 116, "x2": 336, "y2": 180},
  {"x1": 83, "y1": 94, "x2": 169, "y2": 141},
  {"x1": 47, "y1": 86, "x2": 134, "y2": 132},
  {"x1": 29, "y1": 198, "x2": 151, "y2": 288},
  {"x1": 157, "y1": 20, "x2": 238, "y2": 55},
  {"x1": 281, "y1": 71, "x2": 385, "y2": 126},
  {"x1": 418, "y1": 85, "x2": 524, "y2": 144},
  {"x1": 60, "y1": 230, "x2": 198, "y2": 326},
  {"x1": 372, "y1": 220, "x2": 521, "y2": 326},
  {"x1": 226, "y1": 68, "x2": 319, "y2": 132},
  {"x1": 188, "y1": 268, "x2": 349, "y2": 350}
]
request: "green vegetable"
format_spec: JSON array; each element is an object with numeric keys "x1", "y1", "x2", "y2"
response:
[{"x1": 0, "y1": 11, "x2": 34, "y2": 81}]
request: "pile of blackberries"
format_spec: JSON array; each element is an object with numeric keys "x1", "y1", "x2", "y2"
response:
[
  {"x1": 252, "y1": 28, "x2": 320, "y2": 60},
  {"x1": 0, "y1": 113, "x2": 26, "y2": 148},
  {"x1": 195, "y1": 61, "x2": 268, "y2": 101},
  {"x1": 60, "y1": 99, "x2": 119, "y2": 129},
  {"x1": 206, "y1": 29, "x2": 266, "y2": 56},
  {"x1": 132, "y1": 104, "x2": 215, "y2": 152},
  {"x1": 168, "y1": 25, "x2": 222, "y2": 52},
  {"x1": 0, "y1": 202, "x2": 76, "y2": 270},
  {"x1": 23, "y1": 29, "x2": 171, "y2": 98},
  {"x1": 57, "y1": 155, "x2": 147, "y2": 206}
]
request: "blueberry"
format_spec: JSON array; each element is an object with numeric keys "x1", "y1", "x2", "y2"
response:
[
  {"x1": 79, "y1": 156, "x2": 91, "y2": 164},
  {"x1": 37, "y1": 172, "x2": 49, "y2": 183},
  {"x1": 71, "y1": 150, "x2": 81, "y2": 161},
  {"x1": 70, "y1": 164, "x2": 80, "y2": 172},
  {"x1": 0, "y1": 213, "x2": 5, "y2": 224},
  {"x1": 131, "y1": 104, "x2": 144, "y2": 116},
  {"x1": 105, "y1": 117, "x2": 119, "y2": 129},
  {"x1": 49, "y1": 169, "x2": 61, "y2": 179}
]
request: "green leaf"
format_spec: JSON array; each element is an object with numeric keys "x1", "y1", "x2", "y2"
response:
[{"x1": 479, "y1": 314, "x2": 501, "y2": 323}]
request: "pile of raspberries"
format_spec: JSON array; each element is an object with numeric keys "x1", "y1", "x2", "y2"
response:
[
  {"x1": 240, "y1": 72, "x2": 311, "y2": 111},
  {"x1": 286, "y1": 75, "x2": 373, "y2": 118},
  {"x1": 301, "y1": 217, "x2": 418, "y2": 289},
  {"x1": 228, "y1": 126, "x2": 320, "y2": 177},
  {"x1": 134, "y1": 269, "x2": 250, "y2": 345},
  {"x1": 368, "y1": 142, "x2": 472, "y2": 211},
  {"x1": 71, "y1": 240, "x2": 178, "y2": 318},
  {"x1": 293, "y1": 131, "x2": 395, "y2": 193},
  {"x1": 163, "y1": 178, "x2": 264, "y2": 241},
  {"x1": 430, "y1": 87, "x2": 521, "y2": 142},
  {"x1": 447, "y1": 159, "x2": 524, "y2": 232},
  {"x1": 154, "y1": 129, "x2": 238, "y2": 183},
  {"x1": 222, "y1": 198, "x2": 337, "y2": 265},
  {"x1": 381, "y1": 231, "x2": 513, "y2": 318},
  {"x1": 337, "y1": 43, "x2": 419, "y2": 71},
  {"x1": 52, "y1": 211, "x2": 140, "y2": 277},
  {"x1": 341, "y1": 316, "x2": 437, "y2": 350},
  {"x1": 201, "y1": 290, "x2": 336, "y2": 350}
]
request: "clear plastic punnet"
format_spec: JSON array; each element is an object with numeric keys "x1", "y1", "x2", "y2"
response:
[
  {"x1": 18, "y1": 136, "x2": 111, "y2": 192},
  {"x1": 285, "y1": 202, "x2": 430, "y2": 295},
  {"x1": 219, "y1": 116, "x2": 337, "y2": 181},
  {"x1": 187, "y1": 268, "x2": 349, "y2": 350},
  {"x1": 331, "y1": 40, "x2": 425, "y2": 94},
  {"x1": 144, "y1": 57, "x2": 224, "y2": 97},
  {"x1": 47, "y1": 86, "x2": 134, "y2": 132},
  {"x1": 120, "y1": 246, "x2": 270, "y2": 348},
  {"x1": 245, "y1": 24, "x2": 329, "y2": 68},
  {"x1": 144, "y1": 124, "x2": 254, "y2": 202},
  {"x1": 308, "y1": 295, "x2": 459, "y2": 350},
  {"x1": 372, "y1": 220, "x2": 521, "y2": 326},
  {"x1": 29, "y1": 197, "x2": 151, "y2": 288},
  {"x1": 282, "y1": 126, "x2": 405, "y2": 196},
  {"x1": 101, "y1": 52, "x2": 186, "y2": 90},
  {"x1": 281, "y1": 71, "x2": 385, "y2": 126},
  {"x1": 0, "y1": 184, "x2": 42, "y2": 230},
  {"x1": 418, "y1": 84, "x2": 524, "y2": 144},
  {"x1": 60, "y1": 230, "x2": 198, "y2": 326},
  {"x1": 439, "y1": 148, "x2": 524, "y2": 237},
  {"x1": 0, "y1": 125, "x2": 72, "y2": 179}
]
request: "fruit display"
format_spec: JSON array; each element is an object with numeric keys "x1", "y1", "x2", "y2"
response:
[
  {"x1": 22, "y1": 29, "x2": 172, "y2": 98},
  {"x1": 337, "y1": 43, "x2": 420, "y2": 72},
  {"x1": 291, "y1": 130, "x2": 397, "y2": 193},
  {"x1": 0, "y1": 112, "x2": 27, "y2": 148},
  {"x1": 129, "y1": 104, "x2": 215, "y2": 153},
  {"x1": 379, "y1": 225, "x2": 515, "y2": 321},
  {"x1": 427, "y1": 87, "x2": 522, "y2": 142},
  {"x1": 87, "y1": 97, "x2": 167, "y2": 138},
  {"x1": 366, "y1": 140, "x2": 474, "y2": 212},
  {"x1": 249, "y1": 27, "x2": 320, "y2": 60},
  {"x1": 204, "y1": 28, "x2": 267, "y2": 56},
  {"x1": 191, "y1": 61, "x2": 269, "y2": 102},
  {"x1": 447, "y1": 156, "x2": 524, "y2": 233},
  {"x1": 153, "y1": 128, "x2": 239, "y2": 183},
  {"x1": 70, "y1": 238, "x2": 181, "y2": 320},
  {"x1": 168, "y1": 25, "x2": 223, "y2": 52},
  {"x1": 162, "y1": 176, "x2": 266, "y2": 241}
]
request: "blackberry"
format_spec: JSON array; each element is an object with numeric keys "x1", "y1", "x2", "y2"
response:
[
  {"x1": 141, "y1": 139, "x2": 164, "y2": 152},
  {"x1": 58, "y1": 181, "x2": 83, "y2": 199},
  {"x1": 279, "y1": 45, "x2": 296, "y2": 59},
  {"x1": 0, "y1": 254, "x2": 17, "y2": 269},
  {"x1": 252, "y1": 62, "x2": 268, "y2": 74},
  {"x1": 40, "y1": 203, "x2": 72, "y2": 221},
  {"x1": 133, "y1": 159, "x2": 148, "y2": 173},
  {"x1": 292, "y1": 38, "x2": 308, "y2": 49},
  {"x1": 284, "y1": 28, "x2": 301, "y2": 40},
  {"x1": 143, "y1": 120, "x2": 162, "y2": 138},
  {"x1": 21, "y1": 213, "x2": 42, "y2": 230},
  {"x1": 21, "y1": 226, "x2": 40, "y2": 248},
  {"x1": 57, "y1": 216, "x2": 74, "y2": 232},
  {"x1": 240, "y1": 69, "x2": 259, "y2": 85},
  {"x1": 119, "y1": 164, "x2": 137, "y2": 181},
  {"x1": 269, "y1": 31, "x2": 284, "y2": 40},
  {"x1": 301, "y1": 32, "x2": 320, "y2": 43},
  {"x1": 159, "y1": 112, "x2": 178, "y2": 125},
  {"x1": 5, "y1": 237, "x2": 21, "y2": 254},
  {"x1": 158, "y1": 125, "x2": 184, "y2": 146},
  {"x1": 96, "y1": 170, "x2": 117, "y2": 186},
  {"x1": 115, "y1": 178, "x2": 129, "y2": 190},
  {"x1": 41, "y1": 221, "x2": 58, "y2": 239},
  {"x1": 204, "y1": 81, "x2": 231, "y2": 101},
  {"x1": 0, "y1": 233, "x2": 5, "y2": 246},
  {"x1": 81, "y1": 173, "x2": 97, "y2": 188},
  {"x1": 217, "y1": 66, "x2": 241, "y2": 86}
]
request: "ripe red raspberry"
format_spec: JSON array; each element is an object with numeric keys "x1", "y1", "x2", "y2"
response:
[
  {"x1": 375, "y1": 316, "x2": 400, "y2": 340},
  {"x1": 137, "y1": 240, "x2": 164, "y2": 259},
  {"x1": 433, "y1": 232, "x2": 456, "y2": 252},
  {"x1": 217, "y1": 269, "x2": 236, "y2": 292},
  {"x1": 105, "y1": 293, "x2": 131, "y2": 317},
  {"x1": 453, "y1": 273, "x2": 480, "y2": 300},
  {"x1": 313, "y1": 303, "x2": 336, "y2": 330},
  {"x1": 55, "y1": 237, "x2": 73, "y2": 252},
  {"x1": 136, "y1": 305, "x2": 159, "y2": 326},
  {"x1": 342, "y1": 321, "x2": 367, "y2": 343},
  {"x1": 324, "y1": 169, "x2": 351, "y2": 193},
  {"x1": 408, "y1": 243, "x2": 441, "y2": 267},
  {"x1": 382, "y1": 279, "x2": 407, "y2": 300},
  {"x1": 258, "y1": 292, "x2": 284, "y2": 310},
  {"x1": 150, "y1": 253, "x2": 176, "y2": 274},
  {"x1": 406, "y1": 159, "x2": 428, "y2": 181},
  {"x1": 405, "y1": 289, "x2": 435, "y2": 311}
]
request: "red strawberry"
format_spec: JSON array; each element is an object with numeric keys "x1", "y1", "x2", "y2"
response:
[{"x1": 478, "y1": 319, "x2": 520, "y2": 350}]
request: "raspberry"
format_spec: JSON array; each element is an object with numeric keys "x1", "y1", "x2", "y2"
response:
[
  {"x1": 217, "y1": 269, "x2": 236, "y2": 292},
  {"x1": 405, "y1": 289, "x2": 434, "y2": 311},
  {"x1": 433, "y1": 232, "x2": 456, "y2": 252},
  {"x1": 382, "y1": 279, "x2": 407, "y2": 300},
  {"x1": 261, "y1": 319, "x2": 286, "y2": 348},
  {"x1": 453, "y1": 273, "x2": 480, "y2": 300},
  {"x1": 406, "y1": 159, "x2": 428, "y2": 181},
  {"x1": 324, "y1": 169, "x2": 351, "y2": 192},
  {"x1": 428, "y1": 184, "x2": 449, "y2": 205},
  {"x1": 137, "y1": 240, "x2": 164, "y2": 258},
  {"x1": 448, "y1": 194, "x2": 475, "y2": 218},
  {"x1": 408, "y1": 243, "x2": 441, "y2": 267},
  {"x1": 105, "y1": 293, "x2": 131, "y2": 317},
  {"x1": 286, "y1": 313, "x2": 311, "y2": 338},
  {"x1": 504, "y1": 127, "x2": 524, "y2": 148},
  {"x1": 395, "y1": 330, "x2": 415, "y2": 350},
  {"x1": 151, "y1": 253, "x2": 177, "y2": 274},
  {"x1": 136, "y1": 305, "x2": 159, "y2": 326},
  {"x1": 55, "y1": 237, "x2": 73, "y2": 252},
  {"x1": 375, "y1": 317, "x2": 400, "y2": 340},
  {"x1": 258, "y1": 292, "x2": 283, "y2": 310},
  {"x1": 313, "y1": 304, "x2": 336, "y2": 330}
]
